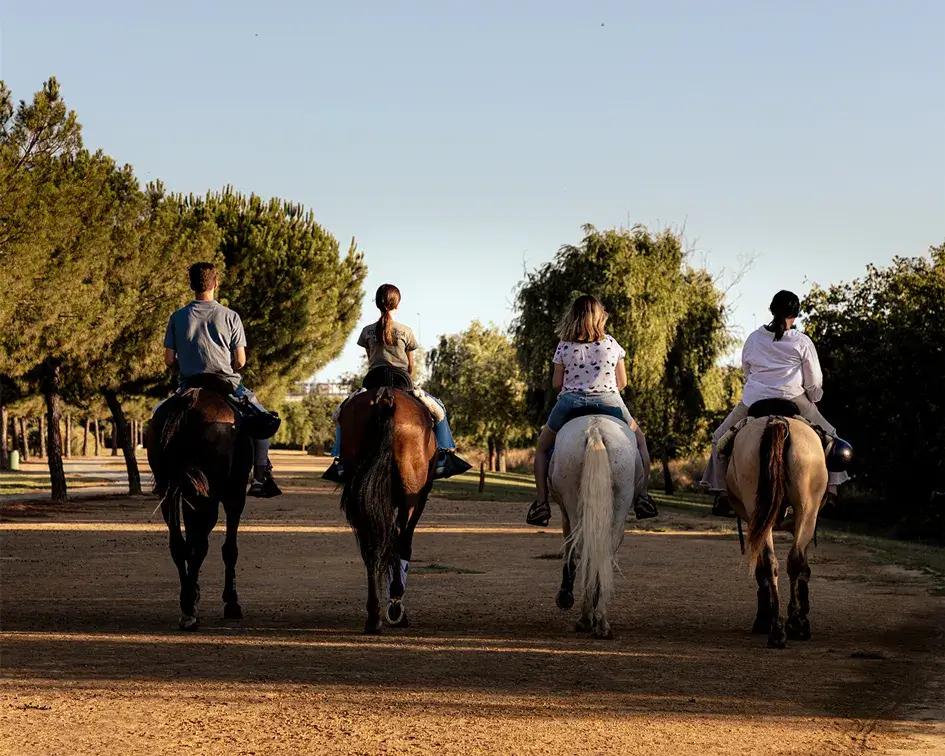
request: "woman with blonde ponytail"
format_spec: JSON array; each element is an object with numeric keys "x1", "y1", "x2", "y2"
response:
[{"x1": 325, "y1": 284, "x2": 469, "y2": 481}]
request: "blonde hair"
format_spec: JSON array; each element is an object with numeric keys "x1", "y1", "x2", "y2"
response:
[{"x1": 556, "y1": 295, "x2": 608, "y2": 343}]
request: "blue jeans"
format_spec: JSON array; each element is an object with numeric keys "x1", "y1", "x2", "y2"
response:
[
  {"x1": 331, "y1": 395, "x2": 455, "y2": 456},
  {"x1": 545, "y1": 390, "x2": 630, "y2": 432}
]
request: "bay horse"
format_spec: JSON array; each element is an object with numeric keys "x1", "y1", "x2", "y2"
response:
[
  {"x1": 726, "y1": 413, "x2": 829, "y2": 648},
  {"x1": 145, "y1": 382, "x2": 253, "y2": 630},
  {"x1": 337, "y1": 387, "x2": 437, "y2": 634},
  {"x1": 549, "y1": 414, "x2": 642, "y2": 639}
]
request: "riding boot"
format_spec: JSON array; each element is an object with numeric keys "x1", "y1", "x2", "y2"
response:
[
  {"x1": 322, "y1": 459, "x2": 346, "y2": 484},
  {"x1": 712, "y1": 491, "x2": 736, "y2": 517},
  {"x1": 248, "y1": 462, "x2": 282, "y2": 498},
  {"x1": 433, "y1": 450, "x2": 472, "y2": 480}
]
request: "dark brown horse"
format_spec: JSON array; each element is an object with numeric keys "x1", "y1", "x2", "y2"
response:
[
  {"x1": 145, "y1": 384, "x2": 253, "y2": 630},
  {"x1": 338, "y1": 387, "x2": 437, "y2": 633}
]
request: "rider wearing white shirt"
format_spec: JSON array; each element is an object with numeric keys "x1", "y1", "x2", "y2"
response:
[{"x1": 702, "y1": 290, "x2": 849, "y2": 510}]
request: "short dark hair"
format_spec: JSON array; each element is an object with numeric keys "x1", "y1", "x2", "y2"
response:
[{"x1": 188, "y1": 263, "x2": 217, "y2": 293}]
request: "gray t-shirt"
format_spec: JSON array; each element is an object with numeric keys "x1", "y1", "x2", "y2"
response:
[
  {"x1": 358, "y1": 321, "x2": 418, "y2": 371},
  {"x1": 164, "y1": 300, "x2": 247, "y2": 389}
]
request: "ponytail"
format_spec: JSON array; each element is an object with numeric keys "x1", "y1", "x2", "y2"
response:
[
  {"x1": 374, "y1": 283, "x2": 402, "y2": 346},
  {"x1": 768, "y1": 290, "x2": 801, "y2": 342}
]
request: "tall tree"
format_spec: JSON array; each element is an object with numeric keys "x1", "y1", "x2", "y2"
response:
[
  {"x1": 802, "y1": 243, "x2": 945, "y2": 533},
  {"x1": 192, "y1": 189, "x2": 367, "y2": 403},
  {"x1": 513, "y1": 224, "x2": 731, "y2": 463},
  {"x1": 426, "y1": 322, "x2": 530, "y2": 471}
]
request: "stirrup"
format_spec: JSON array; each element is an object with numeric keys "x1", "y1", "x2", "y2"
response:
[
  {"x1": 526, "y1": 500, "x2": 551, "y2": 527},
  {"x1": 634, "y1": 493, "x2": 659, "y2": 520},
  {"x1": 433, "y1": 451, "x2": 472, "y2": 480}
]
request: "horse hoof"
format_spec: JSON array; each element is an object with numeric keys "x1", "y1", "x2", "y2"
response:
[
  {"x1": 223, "y1": 602, "x2": 243, "y2": 620},
  {"x1": 592, "y1": 626, "x2": 614, "y2": 640},
  {"x1": 556, "y1": 590, "x2": 574, "y2": 610},
  {"x1": 786, "y1": 618, "x2": 811, "y2": 641},
  {"x1": 574, "y1": 617, "x2": 593, "y2": 633},
  {"x1": 767, "y1": 629, "x2": 788, "y2": 649},
  {"x1": 751, "y1": 618, "x2": 770, "y2": 635},
  {"x1": 179, "y1": 613, "x2": 199, "y2": 632},
  {"x1": 385, "y1": 600, "x2": 408, "y2": 627},
  {"x1": 364, "y1": 618, "x2": 384, "y2": 635}
]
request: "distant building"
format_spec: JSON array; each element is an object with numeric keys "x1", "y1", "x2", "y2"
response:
[{"x1": 284, "y1": 379, "x2": 347, "y2": 402}]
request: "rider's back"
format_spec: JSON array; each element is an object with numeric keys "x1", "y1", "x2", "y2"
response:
[{"x1": 165, "y1": 300, "x2": 246, "y2": 390}]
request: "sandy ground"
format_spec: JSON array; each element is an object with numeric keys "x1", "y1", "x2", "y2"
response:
[{"x1": 1, "y1": 451, "x2": 943, "y2": 755}]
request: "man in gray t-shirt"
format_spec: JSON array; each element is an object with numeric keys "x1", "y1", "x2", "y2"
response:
[{"x1": 162, "y1": 262, "x2": 280, "y2": 498}]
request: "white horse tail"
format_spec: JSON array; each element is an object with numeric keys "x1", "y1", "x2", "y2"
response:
[{"x1": 567, "y1": 420, "x2": 615, "y2": 616}]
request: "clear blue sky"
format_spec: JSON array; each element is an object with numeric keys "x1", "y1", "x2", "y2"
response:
[{"x1": 2, "y1": 0, "x2": 943, "y2": 379}]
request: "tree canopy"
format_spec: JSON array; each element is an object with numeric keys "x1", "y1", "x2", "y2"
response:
[
  {"x1": 512, "y1": 224, "x2": 733, "y2": 486},
  {"x1": 425, "y1": 321, "x2": 530, "y2": 470},
  {"x1": 802, "y1": 243, "x2": 945, "y2": 534}
]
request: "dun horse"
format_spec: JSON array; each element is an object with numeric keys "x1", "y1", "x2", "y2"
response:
[
  {"x1": 145, "y1": 384, "x2": 253, "y2": 630},
  {"x1": 549, "y1": 415, "x2": 642, "y2": 639},
  {"x1": 337, "y1": 387, "x2": 437, "y2": 633},
  {"x1": 726, "y1": 411, "x2": 829, "y2": 648}
]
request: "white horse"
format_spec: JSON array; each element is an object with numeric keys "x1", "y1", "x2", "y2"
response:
[{"x1": 549, "y1": 414, "x2": 642, "y2": 639}]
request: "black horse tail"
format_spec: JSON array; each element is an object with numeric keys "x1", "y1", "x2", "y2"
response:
[
  {"x1": 340, "y1": 391, "x2": 398, "y2": 571},
  {"x1": 158, "y1": 390, "x2": 212, "y2": 503},
  {"x1": 749, "y1": 417, "x2": 791, "y2": 564}
]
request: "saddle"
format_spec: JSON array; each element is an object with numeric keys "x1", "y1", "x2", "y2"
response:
[
  {"x1": 175, "y1": 374, "x2": 282, "y2": 441},
  {"x1": 717, "y1": 399, "x2": 853, "y2": 473},
  {"x1": 332, "y1": 368, "x2": 445, "y2": 426},
  {"x1": 560, "y1": 404, "x2": 629, "y2": 427}
]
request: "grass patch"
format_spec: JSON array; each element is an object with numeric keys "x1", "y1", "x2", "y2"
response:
[
  {"x1": 0, "y1": 473, "x2": 114, "y2": 496},
  {"x1": 412, "y1": 562, "x2": 485, "y2": 575},
  {"x1": 432, "y1": 470, "x2": 534, "y2": 503}
]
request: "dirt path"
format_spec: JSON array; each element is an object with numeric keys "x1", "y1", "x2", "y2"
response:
[{"x1": 1, "y1": 452, "x2": 943, "y2": 755}]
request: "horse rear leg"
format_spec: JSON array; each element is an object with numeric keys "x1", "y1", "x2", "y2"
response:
[
  {"x1": 752, "y1": 533, "x2": 786, "y2": 648},
  {"x1": 786, "y1": 509, "x2": 816, "y2": 641},
  {"x1": 222, "y1": 495, "x2": 246, "y2": 620},
  {"x1": 386, "y1": 492, "x2": 427, "y2": 627},
  {"x1": 178, "y1": 504, "x2": 213, "y2": 631},
  {"x1": 556, "y1": 510, "x2": 576, "y2": 611},
  {"x1": 162, "y1": 495, "x2": 192, "y2": 628}
]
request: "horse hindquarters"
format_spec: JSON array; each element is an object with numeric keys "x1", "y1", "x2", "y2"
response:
[{"x1": 568, "y1": 423, "x2": 616, "y2": 639}]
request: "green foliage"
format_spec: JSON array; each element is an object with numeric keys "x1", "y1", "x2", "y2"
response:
[
  {"x1": 426, "y1": 321, "x2": 531, "y2": 453},
  {"x1": 512, "y1": 224, "x2": 732, "y2": 470},
  {"x1": 802, "y1": 244, "x2": 945, "y2": 532},
  {"x1": 192, "y1": 188, "x2": 367, "y2": 403},
  {"x1": 273, "y1": 394, "x2": 342, "y2": 453}
]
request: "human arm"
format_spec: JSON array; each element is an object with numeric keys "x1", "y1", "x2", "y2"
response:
[
  {"x1": 163, "y1": 315, "x2": 178, "y2": 371},
  {"x1": 232, "y1": 346, "x2": 247, "y2": 372},
  {"x1": 801, "y1": 338, "x2": 824, "y2": 403},
  {"x1": 552, "y1": 363, "x2": 565, "y2": 391},
  {"x1": 615, "y1": 360, "x2": 628, "y2": 391},
  {"x1": 407, "y1": 350, "x2": 415, "y2": 378}
]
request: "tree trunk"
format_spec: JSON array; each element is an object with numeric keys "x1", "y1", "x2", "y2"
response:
[
  {"x1": 65, "y1": 415, "x2": 72, "y2": 458},
  {"x1": 42, "y1": 359, "x2": 68, "y2": 503},
  {"x1": 93, "y1": 418, "x2": 100, "y2": 456},
  {"x1": 19, "y1": 417, "x2": 30, "y2": 461},
  {"x1": 103, "y1": 390, "x2": 141, "y2": 495},
  {"x1": 82, "y1": 419, "x2": 89, "y2": 456},
  {"x1": 12, "y1": 415, "x2": 21, "y2": 463},
  {"x1": 0, "y1": 403, "x2": 8, "y2": 471},
  {"x1": 39, "y1": 414, "x2": 47, "y2": 459},
  {"x1": 110, "y1": 421, "x2": 118, "y2": 457},
  {"x1": 487, "y1": 438, "x2": 496, "y2": 472},
  {"x1": 496, "y1": 439, "x2": 507, "y2": 473},
  {"x1": 661, "y1": 455, "x2": 674, "y2": 495}
]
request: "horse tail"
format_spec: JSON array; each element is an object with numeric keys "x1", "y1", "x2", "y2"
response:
[
  {"x1": 158, "y1": 390, "x2": 212, "y2": 502},
  {"x1": 341, "y1": 391, "x2": 398, "y2": 570},
  {"x1": 566, "y1": 421, "x2": 615, "y2": 615},
  {"x1": 748, "y1": 417, "x2": 792, "y2": 563}
]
